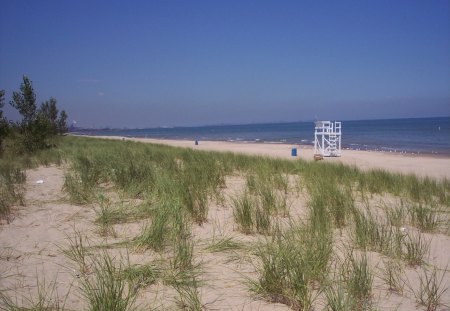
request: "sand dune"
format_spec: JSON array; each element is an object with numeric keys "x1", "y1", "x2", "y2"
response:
[{"x1": 2, "y1": 137, "x2": 449, "y2": 310}]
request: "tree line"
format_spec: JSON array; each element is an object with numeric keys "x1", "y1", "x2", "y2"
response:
[{"x1": 0, "y1": 75, "x2": 68, "y2": 155}]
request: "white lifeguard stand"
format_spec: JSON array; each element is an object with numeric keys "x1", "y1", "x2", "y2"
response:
[{"x1": 314, "y1": 121, "x2": 342, "y2": 157}]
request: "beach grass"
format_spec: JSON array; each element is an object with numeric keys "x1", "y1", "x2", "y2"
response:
[
  {"x1": 1, "y1": 135, "x2": 450, "y2": 310},
  {"x1": 410, "y1": 265, "x2": 449, "y2": 311},
  {"x1": 378, "y1": 259, "x2": 405, "y2": 294}
]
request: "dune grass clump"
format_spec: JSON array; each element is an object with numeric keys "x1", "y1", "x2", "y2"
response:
[
  {"x1": 79, "y1": 251, "x2": 138, "y2": 311},
  {"x1": 177, "y1": 152, "x2": 231, "y2": 224},
  {"x1": 384, "y1": 202, "x2": 408, "y2": 227},
  {"x1": 63, "y1": 229, "x2": 90, "y2": 275},
  {"x1": 163, "y1": 207, "x2": 203, "y2": 311},
  {"x1": 180, "y1": 175, "x2": 209, "y2": 225},
  {"x1": 94, "y1": 195, "x2": 124, "y2": 237},
  {"x1": 232, "y1": 191, "x2": 256, "y2": 234},
  {"x1": 112, "y1": 158, "x2": 156, "y2": 198},
  {"x1": 351, "y1": 209, "x2": 402, "y2": 256},
  {"x1": 410, "y1": 266, "x2": 449, "y2": 311},
  {"x1": 402, "y1": 232, "x2": 430, "y2": 266},
  {"x1": 0, "y1": 277, "x2": 68, "y2": 311},
  {"x1": 351, "y1": 208, "x2": 430, "y2": 265},
  {"x1": 343, "y1": 251, "x2": 373, "y2": 310},
  {"x1": 408, "y1": 202, "x2": 440, "y2": 232},
  {"x1": 205, "y1": 236, "x2": 245, "y2": 253},
  {"x1": 251, "y1": 235, "x2": 314, "y2": 310},
  {"x1": 62, "y1": 138, "x2": 233, "y2": 226},
  {"x1": 171, "y1": 209, "x2": 196, "y2": 272},
  {"x1": 233, "y1": 170, "x2": 291, "y2": 235},
  {"x1": 171, "y1": 276, "x2": 203, "y2": 311},
  {"x1": 246, "y1": 166, "x2": 289, "y2": 216},
  {"x1": 232, "y1": 190, "x2": 276, "y2": 235},
  {"x1": 250, "y1": 220, "x2": 332, "y2": 310},
  {"x1": 324, "y1": 282, "x2": 356, "y2": 311},
  {"x1": 134, "y1": 203, "x2": 171, "y2": 252},
  {"x1": 64, "y1": 153, "x2": 111, "y2": 203},
  {"x1": 121, "y1": 263, "x2": 159, "y2": 290},
  {"x1": 378, "y1": 259, "x2": 405, "y2": 294},
  {"x1": 63, "y1": 230, "x2": 138, "y2": 311},
  {"x1": 303, "y1": 171, "x2": 354, "y2": 230}
]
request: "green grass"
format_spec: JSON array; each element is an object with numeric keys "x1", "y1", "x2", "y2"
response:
[
  {"x1": 402, "y1": 232, "x2": 430, "y2": 266},
  {"x1": 134, "y1": 204, "x2": 171, "y2": 252},
  {"x1": 409, "y1": 202, "x2": 440, "y2": 232},
  {"x1": 63, "y1": 230, "x2": 138, "y2": 311},
  {"x1": 94, "y1": 195, "x2": 122, "y2": 237},
  {"x1": 232, "y1": 191, "x2": 255, "y2": 234},
  {"x1": 121, "y1": 264, "x2": 159, "y2": 290},
  {"x1": 351, "y1": 209, "x2": 403, "y2": 256},
  {"x1": 250, "y1": 219, "x2": 332, "y2": 310},
  {"x1": 204, "y1": 236, "x2": 245, "y2": 253},
  {"x1": 343, "y1": 251, "x2": 373, "y2": 310},
  {"x1": 324, "y1": 281, "x2": 356, "y2": 311},
  {"x1": 79, "y1": 251, "x2": 138, "y2": 311},
  {"x1": 63, "y1": 229, "x2": 90, "y2": 275}
]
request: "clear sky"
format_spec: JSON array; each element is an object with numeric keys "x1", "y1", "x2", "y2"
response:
[{"x1": 1, "y1": 1, "x2": 449, "y2": 128}]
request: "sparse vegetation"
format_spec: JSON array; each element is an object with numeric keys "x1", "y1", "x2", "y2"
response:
[
  {"x1": 410, "y1": 266, "x2": 449, "y2": 311},
  {"x1": 378, "y1": 259, "x2": 405, "y2": 294}
]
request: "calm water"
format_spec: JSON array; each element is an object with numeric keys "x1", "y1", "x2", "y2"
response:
[{"x1": 73, "y1": 117, "x2": 450, "y2": 156}]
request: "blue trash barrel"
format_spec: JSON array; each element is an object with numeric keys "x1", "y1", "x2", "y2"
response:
[
  {"x1": 291, "y1": 147, "x2": 297, "y2": 157},
  {"x1": 195, "y1": 140, "x2": 199, "y2": 145}
]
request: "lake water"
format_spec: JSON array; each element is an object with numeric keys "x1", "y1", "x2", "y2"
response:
[{"x1": 73, "y1": 117, "x2": 450, "y2": 156}]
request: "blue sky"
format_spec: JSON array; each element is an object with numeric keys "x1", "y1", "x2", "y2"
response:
[{"x1": 1, "y1": 1, "x2": 449, "y2": 128}]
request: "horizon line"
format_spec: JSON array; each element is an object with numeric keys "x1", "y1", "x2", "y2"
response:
[{"x1": 70, "y1": 115, "x2": 450, "y2": 131}]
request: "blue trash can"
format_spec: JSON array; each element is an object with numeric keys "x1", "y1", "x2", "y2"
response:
[
  {"x1": 195, "y1": 140, "x2": 199, "y2": 145},
  {"x1": 291, "y1": 147, "x2": 297, "y2": 157}
]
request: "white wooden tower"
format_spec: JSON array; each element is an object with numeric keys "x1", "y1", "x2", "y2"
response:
[{"x1": 314, "y1": 121, "x2": 342, "y2": 157}]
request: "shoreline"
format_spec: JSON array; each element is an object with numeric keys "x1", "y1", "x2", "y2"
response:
[
  {"x1": 70, "y1": 133, "x2": 450, "y2": 159},
  {"x1": 75, "y1": 135, "x2": 450, "y2": 180}
]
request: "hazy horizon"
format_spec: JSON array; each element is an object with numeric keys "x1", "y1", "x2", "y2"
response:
[
  {"x1": 1, "y1": 1, "x2": 449, "y2": 128},
  {"x1": 70, "y1": 115, "x2": 450, "y2": 131}
]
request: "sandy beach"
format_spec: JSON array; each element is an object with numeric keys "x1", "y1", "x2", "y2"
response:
[{"x1": 89, "y1": 135, "x2": 450, "y2": 180}]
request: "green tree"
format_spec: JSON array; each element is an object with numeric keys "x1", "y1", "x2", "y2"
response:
[
  {"x1": 39, "y1": 97, "x2": 59, "y2": 135},
  {"x1": 8, "y1": 76, "x2": 69, "y2": 153},
  {"x1": 57, "y1": 110, "x2": 68, "y2": 134},
  {"x1": 10, "y1": 76, "x2": 37, "y2": 125},
  {"x1": 9, "y1": 76, "x2": 48, "y2": 152}
]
